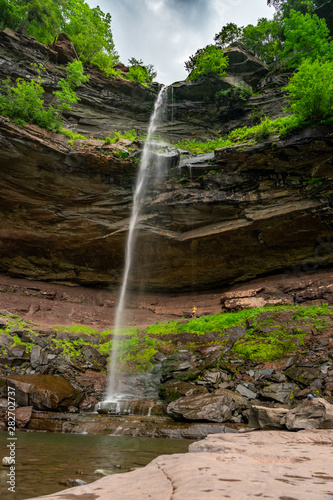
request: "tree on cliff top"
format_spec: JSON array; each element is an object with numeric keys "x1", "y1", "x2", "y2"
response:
[
  {"x1": 0, "y1": 0, "x2": 119, "y2": 66},
  {"x1": 185, "y1": 45, "x2": 229, "y2": 81},
  {"x1": 278, "y1": 10, "x2": 333, "y2": 68},
  {"x1": 267, "y1": 0, "x2": 328, "y2": 15},
  {"x1": 214, "y1": 23, "x2": 243, "y2": 48}
]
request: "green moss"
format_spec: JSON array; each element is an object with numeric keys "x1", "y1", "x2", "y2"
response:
[
  {"x1": 54, "y1": 324, "x2": 99, "y2": 335},
  {"x1": 60, "y1": 128, "x2": 87, "y2": 140}
]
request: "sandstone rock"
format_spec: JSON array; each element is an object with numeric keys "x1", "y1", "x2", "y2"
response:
[
  {"x1": 282, "y1": 397, "x2": 333, "y2": 430},
  {"x1": 30, "y1": 345, "x2": 49, "y2": 369},
  {"x1": 25, "y1": 430, "x2": 333, "y2": 500},
  {"x1": 51, "y1": 33, "x2": 78, "y2": 64},
  {"x1": 14, "y1": 406, "x2": 33, "y2": 428},
  {"x1": 159, "y1": 379, "x2": 208, "y2": 403},
  {"x1": 79, "y1": 396, "x2": 98, "y2": 412},
  {"x1": 5, "y1": 375, "x2": 82, "y2": 411},
  {"x1": 9, "y1": 344, "x2": 26, "y2": 357},
  {"x1": 248, "y1": 405, "x2": 288, "y2": 429},
  {"x1": 0, "y1": 333, "x2": 14, "y2": 349},
  {"x1": 259, "y1": 382, "x2": 298, "y2": 403},
  {"x1": 235, "y1": 383, "x2": 257, "y2": 400},
  {"x1": 284, "y1": 365, "x2": 321, "y2": 385},
  {"x1": 0, "y1": 317, "x2": 8, "y2": 329},
  {"x1": 167, "y1": 389, "x2": 246, "y2": 422}
]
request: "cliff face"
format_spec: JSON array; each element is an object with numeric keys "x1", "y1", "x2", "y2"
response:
[
  {"x1": 0, "y1": 29, "x2": 278, "y2": 141},
  {"x1": 0, "y1": 114, "x2": 332, "y2": 291},
  {"x1": 0, "y1": 30, "x2": 333, "y2": 291}
]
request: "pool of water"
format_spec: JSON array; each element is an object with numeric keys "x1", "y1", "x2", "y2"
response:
[{"x1": 0, "y1": 431, "x2": 191, "y2": 500}]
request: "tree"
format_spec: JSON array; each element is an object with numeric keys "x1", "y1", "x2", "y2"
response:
[
  {"x1": 214, "y1": 23, "x2": 243, "y2": 48},
  {"x1": 127, "y1": 58, "x2": 157, "y2": 83},
  {"x1": 241, "y1": 17, "x2": 282, "y2": 64},
  {"x1": 278, "y1": 10, "x2": 333, "y2": 68},
  {"x1": 63, "y1": 0, "x2": 118, "y2": 63},
  {"x1": 283, "y1": 58, "x2": 333, "y2": 122},
  {"x1": 185, "y1": 45, "x2": 229, "y2": 80},
  {"x1": 267, "y1": 0, "x2": 327, "y2": 15}
]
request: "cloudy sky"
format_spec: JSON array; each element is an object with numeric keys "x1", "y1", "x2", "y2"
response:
[{"x1": 87, "y1": 0, "x2": 274, "y2": 85}]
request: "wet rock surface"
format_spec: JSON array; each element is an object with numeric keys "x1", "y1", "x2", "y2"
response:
[
  {"x1": 0, "y1": 267, "x2": 333, "y2": 439},
  {"x1": 26, "y1": 430, "x2": 333, "y2": 500}
]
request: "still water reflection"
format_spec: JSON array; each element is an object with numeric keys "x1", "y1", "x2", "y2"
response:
[{"x1": 0, "y1": 431, "x2": 191, "y2": 500}]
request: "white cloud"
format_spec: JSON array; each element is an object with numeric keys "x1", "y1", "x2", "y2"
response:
[{"x1": 87, "y1": 0, "x2": 273, "y2": 85}]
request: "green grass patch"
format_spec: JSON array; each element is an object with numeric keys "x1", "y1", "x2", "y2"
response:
[
  {"x1": 54, "y1": 324, "x2": 99, "y2": 335},
  {"x1": 104, "y1": 128, "x2": 137, "y2": 144},
  {"x1": 59, "y1": 128, "x2": 87, "y2": 140},
  {"x1": 173, "y1": 114, "x2": 326, "y2": 155}
]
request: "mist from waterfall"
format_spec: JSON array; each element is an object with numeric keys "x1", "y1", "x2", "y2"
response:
[{"x1": 105, "y1": 85, "x2": 168, "y2": 402}]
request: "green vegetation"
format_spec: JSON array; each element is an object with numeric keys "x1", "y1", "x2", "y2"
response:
[
  {"x1": 278, "y1": 10, "x2": 333, "y2": 68},
  {"x1": 110, "y1": 303, "x2": 333, "y2": 371},
  {"x1": 0, "y1": 0, "x2": 156, "y2": 84},
  {"x1": 173, "y1": 115, "x2": 300, "y2": 154},
  {"x1": 0, "y1": 61, "x2": 88, "y2": 132},
  {"x1": 283, "y1": 59, "x2": 333, "y2": 123},
  {"x1": 0, "y1": 303, "x2": 332, "y2": 373},
  {"x1": 104, "y1": 128, "x2": 138, "y2": 144},
  {"x1": 215, "y1": 82, "x2": 253, "y2": 104},
  {"x1": 185, "y1": 45, "x2": 229, "y2": 81},
  {"x1": 59, "y1": 128, "x2": 87, "y2": 140},
  {"x1": 0, "y1": 0, "x2": 118, "y2": 68}
]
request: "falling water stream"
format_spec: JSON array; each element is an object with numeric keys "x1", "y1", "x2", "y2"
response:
[{"x1": 104, "y1": 86, "x2": 168, "y2": 406}]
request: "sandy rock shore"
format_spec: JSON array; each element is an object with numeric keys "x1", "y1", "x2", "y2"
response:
[{"x1": 27, "y1": 429, "x2": 333, "y2": 500}]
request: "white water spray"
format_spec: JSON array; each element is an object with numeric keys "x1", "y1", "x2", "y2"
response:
[{"x1": 105, "y1": 86, "x2": 168, "y2": 402}]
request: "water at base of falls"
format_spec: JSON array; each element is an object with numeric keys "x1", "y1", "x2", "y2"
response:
[{"x1": 96, "y1": 397, "x2": 157, "y2": 416}]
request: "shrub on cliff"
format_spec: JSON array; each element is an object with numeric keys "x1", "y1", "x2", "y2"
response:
[
  {"x1": 283, "y1": 59, "x2": 333, "y2": 123},
  {"x1": 0, "y1": 75, "x2": 61, "y2": 131},
  {"x1": 0, "y1": 61, "x2": 88, "y2": 132}
]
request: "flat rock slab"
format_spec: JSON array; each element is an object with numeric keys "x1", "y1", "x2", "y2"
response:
[{"x1": 28, "y1": 429, "x2": 333, "y2": 500}]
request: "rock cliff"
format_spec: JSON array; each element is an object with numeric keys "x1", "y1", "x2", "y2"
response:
[
  {"x1": 0, "y1": 114, "x2": 332, "y2": 291},
  {"x1": 0, "y1": 29, "x2": 333, "y2": 291}
]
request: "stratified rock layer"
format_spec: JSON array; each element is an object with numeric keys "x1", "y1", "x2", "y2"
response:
[
  {"x1": 26, "y1": 430, "x2": 333, "y2": 500},
  {"x1": 0, "y1": 116, "x2": 332, "y2": 291}
]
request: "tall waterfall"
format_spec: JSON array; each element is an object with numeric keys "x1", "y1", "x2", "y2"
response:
[{"x1": 105, "y1": 85, "x2": 168, "y2": 402}]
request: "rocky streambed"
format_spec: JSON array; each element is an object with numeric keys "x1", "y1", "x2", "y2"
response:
[{"x1": 1, "y1": 269, "x2": 333, "y2": 439}]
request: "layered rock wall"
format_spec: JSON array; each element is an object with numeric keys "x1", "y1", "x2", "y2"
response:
[{"x1": 0, "y1": 116, "x2": 333, "y2": 291}]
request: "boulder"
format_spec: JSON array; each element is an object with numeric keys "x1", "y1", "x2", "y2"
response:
[
  {"x1": 4, "y1": 375, "x2": 82, "y2": 411},
  {"x1": 284, "y1": 365, "x2": 321, "y2": 386},
  {"x1": 51, "y1": 33, "x2": 78, "y2": 64},
  {"x1": 282, "y1": 397, "x2": 333, "y2": 430},
  {"x1": 248, "y1": 405, "x2": 288, "y2": 429},
  {"x1": 13, "y1": 406, "x2": 33, "y2": 428},
  {"x1": 0, "y1": 334, "x2": 14, "y2": 349},
  {"x1": 235, "y1": 383, "x2": 258, "y2": 400},
  {"x1": 81, "y1": 345, "x2": 107, "y2": 366},
  {"x1": 9, "y1": 344, "x2": 26, "y2": 357},
  {"x1": 159, "y1": 379, "x2": 208, "y2": 403},
  {"x1": 30, "y1": 345, "x2": 49, "y2": 369},
  {"x1": 259, "y1": 382, "x2": 298, "y2": 403},
  {"x1": 167, "y1": 389, "x2": 247, "y2": 422},
  {"x1": 0, "y1": 317, "x2": 8, "y2": 329}
]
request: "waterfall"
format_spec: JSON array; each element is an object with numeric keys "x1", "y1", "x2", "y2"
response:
[{"x1": 105, "y1": 85, "x2": 168, "y2": 403}]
